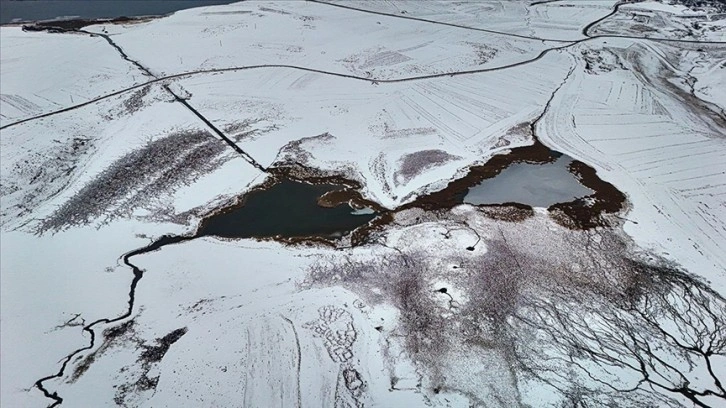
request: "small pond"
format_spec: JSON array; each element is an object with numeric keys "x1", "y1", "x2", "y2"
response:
[
  {"x1": 464, "y1": 151, "x2": 594, "y2": 207},
  {"x1": 198, "y1": 180, "x2": 376, "y2": 239}
]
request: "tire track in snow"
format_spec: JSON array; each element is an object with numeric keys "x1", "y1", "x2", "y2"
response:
[{"x1": 280, "y1": 315, "x2": 303, "y2": 408}]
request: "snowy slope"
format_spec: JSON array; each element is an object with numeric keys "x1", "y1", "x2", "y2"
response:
[
  {"x1": 538, "y1": 37, "x2": 726, "y2": 293},
  {"x1": 1, "y1": 1, "x2": 725, "y2": 407},
  {"x1": 42, "y1": 238, "x2": 430, "y2": 407},
  {"x1": 1, "y1": 78, "x2": 263, "y2": 408},
  {"x1": 0, "y1": 27, "x2": 148, "y2": 126},
  {"x1": 39, "y1": 207, "x2": 725, "y2": 407},
  {"x1": 173, "y1": 49, "x2": 572, "y2": 208},
  {"x1": 0, "y1": 82, "x2": 264, "y2": 230}
]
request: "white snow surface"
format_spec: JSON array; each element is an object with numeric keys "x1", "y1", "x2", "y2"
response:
[
  {"x1": 85, "y1": 1, "x2": 556, "y2": 79},
  {"x1": 1, "y1": 1, "x2": 726, "y2": 407},
  {"x1": 325, "y1": 0, "x2": 620, "y2": 41},
  {"x1": 539, "y1": 37, "x2": 726, "y2": 292},
  {"x1": 172, "y1": 49, "x2": 571, "y2": 208},
  {"x1": 0, "y1": 27, "x2": 148, "y2": 126}
]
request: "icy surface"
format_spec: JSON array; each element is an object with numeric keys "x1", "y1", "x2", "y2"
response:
[{"x1": 463, "y1": 155, "x2": 594, "y2": 207}]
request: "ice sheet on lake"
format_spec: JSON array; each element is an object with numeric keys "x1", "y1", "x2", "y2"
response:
[{"x1": 463, "y1": 156, "x2": 594, "y2": 207}]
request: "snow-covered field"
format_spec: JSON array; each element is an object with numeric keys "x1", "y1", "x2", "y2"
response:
[
  {"x1": 83, "y1": 1, "x2": 558, "y2": 78},
  {"x1": 1, "y1": 1, "x2": 725, "y2": 407},
  {"x1": 0, "y1": 27, "x2": 148, "y2": 125}
]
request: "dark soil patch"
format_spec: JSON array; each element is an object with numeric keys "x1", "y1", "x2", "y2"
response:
[
  {"x1": 404, "y1": 140, "x2": 555, "y2": 211},
  {"x1": 350, "y1": 212, "x2": 394, "y2": 247},
  {"x1": 477, "y1": 203, "x2": 535, "y2": 223},
  {"x1": 39, "y1": 129, "x2": 230, "y2": 232},
  {"x1": 548, "y1": 160, "x2": 627, "y2": 229},
  {"x1": 139, "y1": 327, "x2": 187, "y2": 365},
  {"x1": 268, "y1": 165, "x2": 385, "y2": 213},
  {"x1": 317, "y1": 189, "x2": 373, "y2": 210},
  {"x1": 400, "y1": 139, "x2": 625, "y2": 229},
  {"x1": 70, "y1": 319, "x2": 140, "y2": 383}
]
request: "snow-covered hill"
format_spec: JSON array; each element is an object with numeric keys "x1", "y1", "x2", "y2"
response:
[{"x1": 1, "y1": 1, "x2": 725, "y2": 407}]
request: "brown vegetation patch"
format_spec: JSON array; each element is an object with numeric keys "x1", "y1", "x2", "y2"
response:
[
  {"x1": 477, "y1": 203, "x2": 535, "y2": 222},
  {"x1": 350, "y1": 212, "x2": 394, "y2": 247},
  {"x1": 305, "y1": 215, "x2": 726, "y2": 406},
  {"x1": 394, "y1": 149, "x2": 461, "y2": 186},
  {"x1": 270, "y1": 163, "x2": 387, "y2": 213},
  {"x1": 403, "y1": 140, "x2": 555, "y2": 211},
  {"x1": 548, "y1": 160, "x2": 626, "y2": 229},
  {"x1": 317, "y1": 189, "x2": 356, "y2": 208},
  {"x1": 39, "y1": 130, "x2": 230, "y2": 232}
]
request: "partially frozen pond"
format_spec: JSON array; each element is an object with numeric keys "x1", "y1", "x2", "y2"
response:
[
  {"x1": 464, "y1": 152, "x2": 594, "y2": 207},
  {"x1": 409, "y1": 141, "x2": 624, "y2": 228},
  {"x1": 197, "y1": 180, "x2": 377, "y2": 239}
]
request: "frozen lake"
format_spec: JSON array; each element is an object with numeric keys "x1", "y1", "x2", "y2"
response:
[
  {"x1": 0, "y1": 1, "x2": 236, "y2": 24},
  {"x1": 464, "y1": 152, "x2": 594, "y2": 207}
]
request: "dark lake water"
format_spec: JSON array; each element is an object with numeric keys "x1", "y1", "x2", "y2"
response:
[
  {"x1": 464, "y1": 151, "x2": 594, "y2": 207},
  {"x1": 0, "y1": 1, "x2": 236, "y2": 24},
  {"x1": 198, "y1": 180, "x2": 377, "y2": 239}
]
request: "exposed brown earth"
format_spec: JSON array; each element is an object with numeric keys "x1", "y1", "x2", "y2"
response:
[
  {"x1": 548, "y1": 160, "x2": 627, "y2": 229},
  {"x1": 403, "y1": 140, "x2": 556, "y2": 211}
]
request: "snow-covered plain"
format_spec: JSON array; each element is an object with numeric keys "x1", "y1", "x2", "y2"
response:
[
  {"x1": 1, "y1": 1, "x2": 725, "y2": 407},
  {"x1": 0, "y1": 27, "x2": 149, "y2": 126},
  {"x1": 325, "y1": 0, "x2": 621, "y2": 41},
  {"x1": 84, "y1": 1, "x2": 559, "y2": 78}
]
